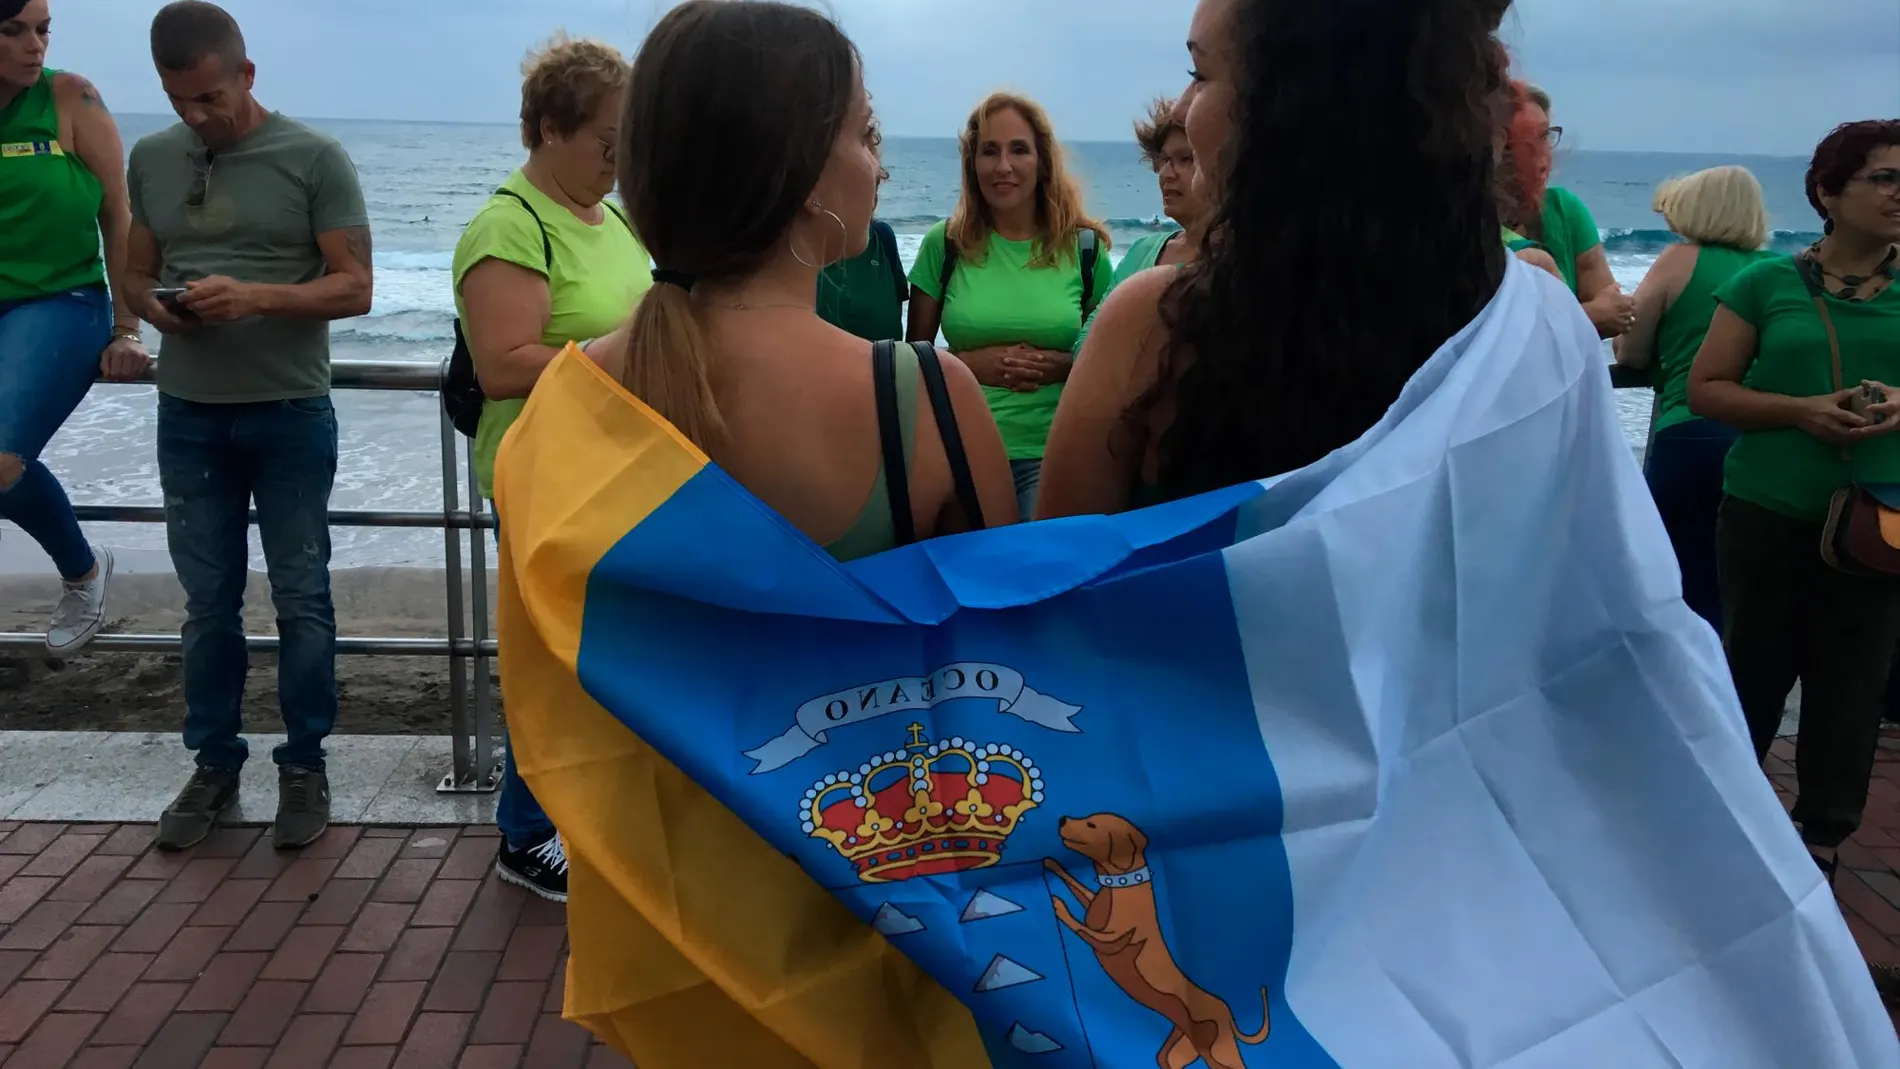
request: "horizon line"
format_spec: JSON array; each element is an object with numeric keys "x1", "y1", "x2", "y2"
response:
[{"x1": 110, "y1": 112, "x2": 1808, "y2": 160}]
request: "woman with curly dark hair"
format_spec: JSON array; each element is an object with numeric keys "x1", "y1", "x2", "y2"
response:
[
  {"x1": 1687, "y1": 119, "x2": 1900, "y2": 884},
  {"x1": 1036, "y1": 0, "x2": 1516, "y2": 516}
]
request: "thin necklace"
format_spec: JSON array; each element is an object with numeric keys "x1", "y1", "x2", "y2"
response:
[{"x1": 714, "y1": 301, "x2": 812, "y2": 312}]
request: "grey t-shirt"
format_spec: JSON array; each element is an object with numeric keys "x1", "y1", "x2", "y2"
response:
[{"x1": 128, "y1": 113, "x2": 369, "y2": 403}]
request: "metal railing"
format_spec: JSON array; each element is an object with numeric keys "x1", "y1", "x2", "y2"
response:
[{"x1": 0, "y1": 359, "x2": 502, "y2": 795}]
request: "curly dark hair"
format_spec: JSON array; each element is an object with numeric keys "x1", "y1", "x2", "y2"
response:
[
  {"x1": 1806, "y1": 119, "x2": 1900, "y2": 234},
  {"x1": 1124, "y1": 0, "x2": 1513, "y2": 500}
]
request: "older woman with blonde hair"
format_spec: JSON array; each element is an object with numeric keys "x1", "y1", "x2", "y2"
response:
[
  {"x1": 450, "y1": 32, "x2": 652, "y2": 901},
  {"x1": 1613, "y1": 164, "x2": 1775, "y2": 630},
  {"x1": 906, "y1": 91, "x2": 1113, "y2": 519}
]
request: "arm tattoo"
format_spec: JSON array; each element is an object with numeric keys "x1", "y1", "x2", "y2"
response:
[
  {"x1": 342, "y1": 227, "x2": 372, "y2": 269},
  {"x1": 73, "y1": 76, "x2": 105, "y2": 110}
]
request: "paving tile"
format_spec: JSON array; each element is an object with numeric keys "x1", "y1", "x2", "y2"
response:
[
  {"x1": 190, "y1": 879, "x2": 271, "y2": 927},
  {"x1": 9, "y1": 1011, "x2": 103, "y2": 1067},
  {"x1": 264, "y1": 859, "x2": 339, "y2": 903},
  {"x1": 125, "y1": 850, "x2": 193, "y2": 882},
  {"x1": 158, "y1": 858, "x2": 240, "y2": 904},
  {"x1": 341, "y1": 981, "x2": 425, "y2": 1046},
  {"x1": 587, "y1": 1046, "x2": 637, "y2": 1068},
  {"x1": 468, "y1": 982, "x2": 543, "y2": 1046},
  {"x1": 59, "y1": 952, "x2": 156, "y2": 1012},
  {"x1": 178, "y1": 951, "x2": 269, "y2": 1012},
  {"x1": 80, "y1": 879, "x2": 164, "y2": 926},
  {"x1": 224, "y1": 902, "x2": 307, "y2": 953},
  {"x1": 20, "y1": 832, "x2": 105, "y2": 878},
  {"x1": 195, "y1": 827, "x2": 264, "y2": 859},
  {"x1": 402, "y1": 830, "x2": 458, "y2": 860},
  {"x1": 0, "y1": 876, "x2": 60, "y2": 925},
  {"x1": 132, "y1": 1013, "x2": 228, "y2": 1069},
  {"x1": 301, "y1": 878, "x2": 375, "y2": 927},
  {"x1": 497, "y1": 925, "x2": 565, "y2": 982},
  {"x1": 49, "y1": 851, "x2": 135, "y2": 902},
  {"x1": 524, "y1": 1012, "x2": 593, "y2": 1069},
  {"x1": 0, "y1": 949, "x2": 34, "y2": 990},
  {"x1": 336, "y1": 837, "x2": 402, "y2": 881},
  {"x1": 457, "y1": 1046, "x2": 524, "y2": 1069},
  {"x1": 422, "y1": 951, "x2": 500, "y2": 1013},
  {"x1": 217, "y1": 980, "x2": 309, "y2": 1046},
  {"x1": 0, "y1": 854, "x2": 25, "y2": 883},
  {"x1": 544, "y1": 966, "x2": 566, "y2": 1013},
  {"x1": 438, "y1": 838, "x2": 495, "y2": 881},
  {"x1": 96, "y1": 826, "x2": 157, "y2": 856},
  {"x1": 198, "y1": 1050, "x2": 270, "y2": 1069},
  {"x1": 25, "y1": 925, "x2": 122, "y2": 980},
  {"x1": 450, "y1": 882, "x2": 523, "y2": 953},
  {"x1": 0, "y1": 898, "x2": 90, "y2": 951},
  {"x1": 305, "y1": 953, "x2": 384, "y2": 1015},
  {"x1": 230, "y1": 837, "x2": 300, "y2": 882},
  {"x1": 112, "y1": 902, "x2": 196, "y2": 954},
  {"x1": 261, "y1": 925, "x2": 344, "y2": 981},
  {"x1": 326, "y1": 1047, "x2": 396, "y2": 1069},
  {"x1": 370, "y1": 859, "x2": 440, "y2": 905},
  {"x1": 299, "y1": 826, "x2": 364, "y2": 860},
  {"x1": 91, "y1": 980, "x2": 188, "y2": 1046},
  {"x1": 0, "y1": 824, "x2": 67, "y2": 855},
  {"x1": 382, "y1": 927, "x2": 454, "y2": 983},
  {"x1": 340, "y1": 902, "x2": 413, "y2": 954},
  {"x1": 0, "y1": 980, "x2": 70, "y2": 1043},
  {"x1": 71, "y1": 1047, "x2": 143, "y2": 1069},
  {"x1": 391, "y1": 1011, "x2": 472, "y2": 1069},
  {"x1": 260, "y1": 1013, "x2": 349, "y2": 1069},
  {"x1": 411, "y1": 879, "x2": 479, "y2": 929},
  {"x1": 144, "y1": 925, "x2": 233, "y2": 981}
]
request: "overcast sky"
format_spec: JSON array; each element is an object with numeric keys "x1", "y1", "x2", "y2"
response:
[{"x1": 49, "y1": 0, "x2": 1900, "y2": 157}]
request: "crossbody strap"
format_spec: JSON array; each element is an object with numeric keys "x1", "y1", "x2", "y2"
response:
[
  {"x1": 911, "y1": 341, "x2": 986, "y2": 532},
  {"x1": 1802, "y1": 252, "x2": 1853, "y2": 463},
  {"x1": 871, "y1": 341, "x2": 916, "y2": 546},
  {"x1": 492, "y1": 188, "x2": 553, "y2": 271}
]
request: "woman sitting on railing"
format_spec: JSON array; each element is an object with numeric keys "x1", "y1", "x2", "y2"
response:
[
  {"x1": 450, "y1": 32, "x2": 653, "y2": 904},
  {"x1": 0, "y1": 0, "x2": 150, "y2": 655}
]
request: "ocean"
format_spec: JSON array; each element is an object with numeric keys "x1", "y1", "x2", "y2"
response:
[{"x1": 28, "y1": 115, "x2": 1825, "y2": 569}]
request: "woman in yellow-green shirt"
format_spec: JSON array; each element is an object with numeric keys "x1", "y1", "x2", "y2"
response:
[
  {"x1": 451, "y1": 35, "x2": 652, "y2": 903},
  {"x1": 1687, "y1": 120, "x2": 1900, "y2": 884},
  {"x1": 906, "y1": 92, "x2": 1113, "y2": 520}
]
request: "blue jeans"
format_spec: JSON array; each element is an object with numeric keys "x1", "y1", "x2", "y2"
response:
[
  {"x1": 489, "y1": 506, "x2": 554, "y2": 849},
  {"x1": 158, "y1": 393, "x2": 339, "y2": 773},
  {"x1": 1010, "y1": 458, "x2": 1042, "y2": 522},
  {"x1": 0, "y1": 287, "x2": 107, "y2": 580},
  {"x1": 1643, "y1": 417, "x2": 1738, "y2": 633}
]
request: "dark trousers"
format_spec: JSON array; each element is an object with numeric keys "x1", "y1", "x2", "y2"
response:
[
  {"x1": 1643, "y1": 418, "x2": 1738, "y2": 633},
  {"x1": 158, "y1": 394, "x2": 339, "y2": 773},
  {"x1": 1717, "y1": 495, "x2": 1900, "y2": 847}
]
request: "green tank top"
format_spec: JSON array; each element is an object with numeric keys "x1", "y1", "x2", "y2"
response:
[
  {"x1": 1651, "y1": 244, "x2": 1778, "y2": 434},
  {"x1": 0, "y1": 70, "x2": 105, "y2": 303},
  {"x1": 824, "y1": 345, "x2": 921, "y2": 562}
]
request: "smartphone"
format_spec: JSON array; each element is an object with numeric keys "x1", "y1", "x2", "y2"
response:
[
  {"x1": 149, "y1": 287, "x2": 192, "y2": 316},
  {"x1": 1865, "y1": 384, "x2": 1890, "y2": 425}
]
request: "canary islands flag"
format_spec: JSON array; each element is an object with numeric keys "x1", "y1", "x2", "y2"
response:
[{"x1": 493, "y1": 261, "x2": 1895, "y2": 1069}]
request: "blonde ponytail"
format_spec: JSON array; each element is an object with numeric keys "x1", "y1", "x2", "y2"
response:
[{"x1": 615, "y1": 283, "x2": 725, "y2": 451}]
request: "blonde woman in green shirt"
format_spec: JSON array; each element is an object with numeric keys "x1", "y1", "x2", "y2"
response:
[
  {"x1": 1687, "y1": 120, "x2": 1900, "y2": 883},
  {"x1": 906, "y1": 92, "x2": 1114, "y2": 520},
  {"x1": 1611, "y1": 165, "x2": 1776, "y2": 631},
  {"x1": 451, "y1": 34, "x2": 653, "y2": 903}
]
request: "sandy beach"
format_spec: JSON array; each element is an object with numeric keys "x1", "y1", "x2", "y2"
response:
[{"x1": 0, "y1": 551, "x2": 500, "y2": 735}]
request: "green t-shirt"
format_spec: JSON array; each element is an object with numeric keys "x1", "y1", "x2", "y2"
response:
[
  {"x1": 1719, "y1": 257, "x2": 1900, "y2": 521},
  {"x1": 1650, "y1": 244, "x2": 1778, "y2": 434},
  {"x1": 0, "y1": 70, "x2": 106, "y2": 302},
  {"x1": 452, "y1": 169, "x2": 653, "y2": 497},
  {"x1": 1073, "y1": 230, "x2": 1177, "y2": 355},
  {"x1": 128, "y1": 114, "x2": 369, "y2": 402},
  {"x1": 817, "y1": 219, "x2": 906, "y2": 342},
  {"x1": 907, "y1": 221, "x2": 1114, "y2": 460},
  {"x1": 1502, "y1": 226, "x2": 1541, "y2": 254},
  {"x1": 1539, "y1": 186, "x2": 1601, "y2": 295}
]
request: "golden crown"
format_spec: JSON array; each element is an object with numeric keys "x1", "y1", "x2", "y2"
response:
[{"x1": 802, "y1": 723, "x2": 1044, "y2": 883}]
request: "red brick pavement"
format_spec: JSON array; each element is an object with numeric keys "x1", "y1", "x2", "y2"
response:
[
  {"x1": 0, "y1": 822, "x2": 632, "y2": 1068},
  {"x1": 0, "y1": 734, "x2": 1895, "y2": 1066}
]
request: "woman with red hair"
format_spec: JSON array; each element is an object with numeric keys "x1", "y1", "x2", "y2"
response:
[{"x1": 1498, "y1": 82, "x2": 1632, "y2": 338}]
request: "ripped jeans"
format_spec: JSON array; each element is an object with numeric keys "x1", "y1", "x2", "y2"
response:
[
  {"x1": 157, "y1": 393, "x2": 339, "y2": 773},
  {"x1": 0, "y1": 287, "x2": 108, "y2": 580}
]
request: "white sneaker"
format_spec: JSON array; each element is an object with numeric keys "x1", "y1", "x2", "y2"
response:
[{"x1": 46, "y1": 544, "x2": 113, "y2": 655}]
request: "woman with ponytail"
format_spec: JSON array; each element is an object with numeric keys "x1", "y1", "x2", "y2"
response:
[{"x1": 585, "y1": 0, "x2": 1015, "y2": 556}]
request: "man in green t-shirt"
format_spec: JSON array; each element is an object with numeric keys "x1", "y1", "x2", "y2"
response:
[{"x1": 123, "y1": 1, "x2": 373, "y2": 853}]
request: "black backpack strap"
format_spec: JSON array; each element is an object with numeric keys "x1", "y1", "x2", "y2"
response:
[
  {"x1": 872, "y1": 340, "x2": 916, "y2": 546},
  {"x1": 1078, "y1": 228, "x2": 1099, "y2": 313},
  {"x1": 492, "y1": 188, "x2": 553, "y2": 271},
  {"x1": 937, "y1": 238, "x2": 959, "y2": 302},
  {"x1": 603, "y1": 199, "x2": 633, "y2": 235},
  {"x1": 910, "y1": 341, "x2": 985, "y2": 533}
]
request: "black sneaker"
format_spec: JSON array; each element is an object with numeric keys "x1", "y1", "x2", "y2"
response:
[
  {"x1": 273, "y1": 766, "x2": 331, "y2": 850},
  {"x1": 496, "y1": 830, "x2": 568, "y2": 902},
  {"x1": 155, "y1": 767, "x2": 241, "y2": 851}
]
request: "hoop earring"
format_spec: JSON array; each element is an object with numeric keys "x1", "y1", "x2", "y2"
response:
[{"x1": 789, "y1": 203, "x2": 853, "y2": 269}]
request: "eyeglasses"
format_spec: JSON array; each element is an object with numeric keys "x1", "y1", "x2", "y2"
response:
[
  {"x1": 594, "y1": 134, "x2": 616, "y2": 164},
  {"x1": 1545, "y1": 126, "x2": 1564, "y2": 148},
  {"x1": 1154, "y1": 153, "x2": 1195, "y2": 177},
  {"x1": 186, "y1": 149, "x2": 215, "y2": 208},
  {"x1": 1859, "y1": 169, "x2": 1900, "y2": 196}
]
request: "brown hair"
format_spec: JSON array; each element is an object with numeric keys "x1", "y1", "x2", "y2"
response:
[
  {"x1": 1134, "y1": 96, "x2": 1184, "y2": 170},
  {"x1": 946, "y1": 92, "x2": 1109, "y2": 268},
  {"x1": 615, "y1": 0, "x2": 858, "y2": 449},
  {"x1": 149, "y1": 0, "x2": 245, "y2": 73},
  {"x1": 1806, "y1": 119, "x2": 1900, "y2": 234},
  {"x1": 519, "y1": 33, "x2": 628, "y2": 150}
]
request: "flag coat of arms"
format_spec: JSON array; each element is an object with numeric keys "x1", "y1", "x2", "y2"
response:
[{"x1": 493, "y1": 261, "x2": 1896, "y2": 1069}]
